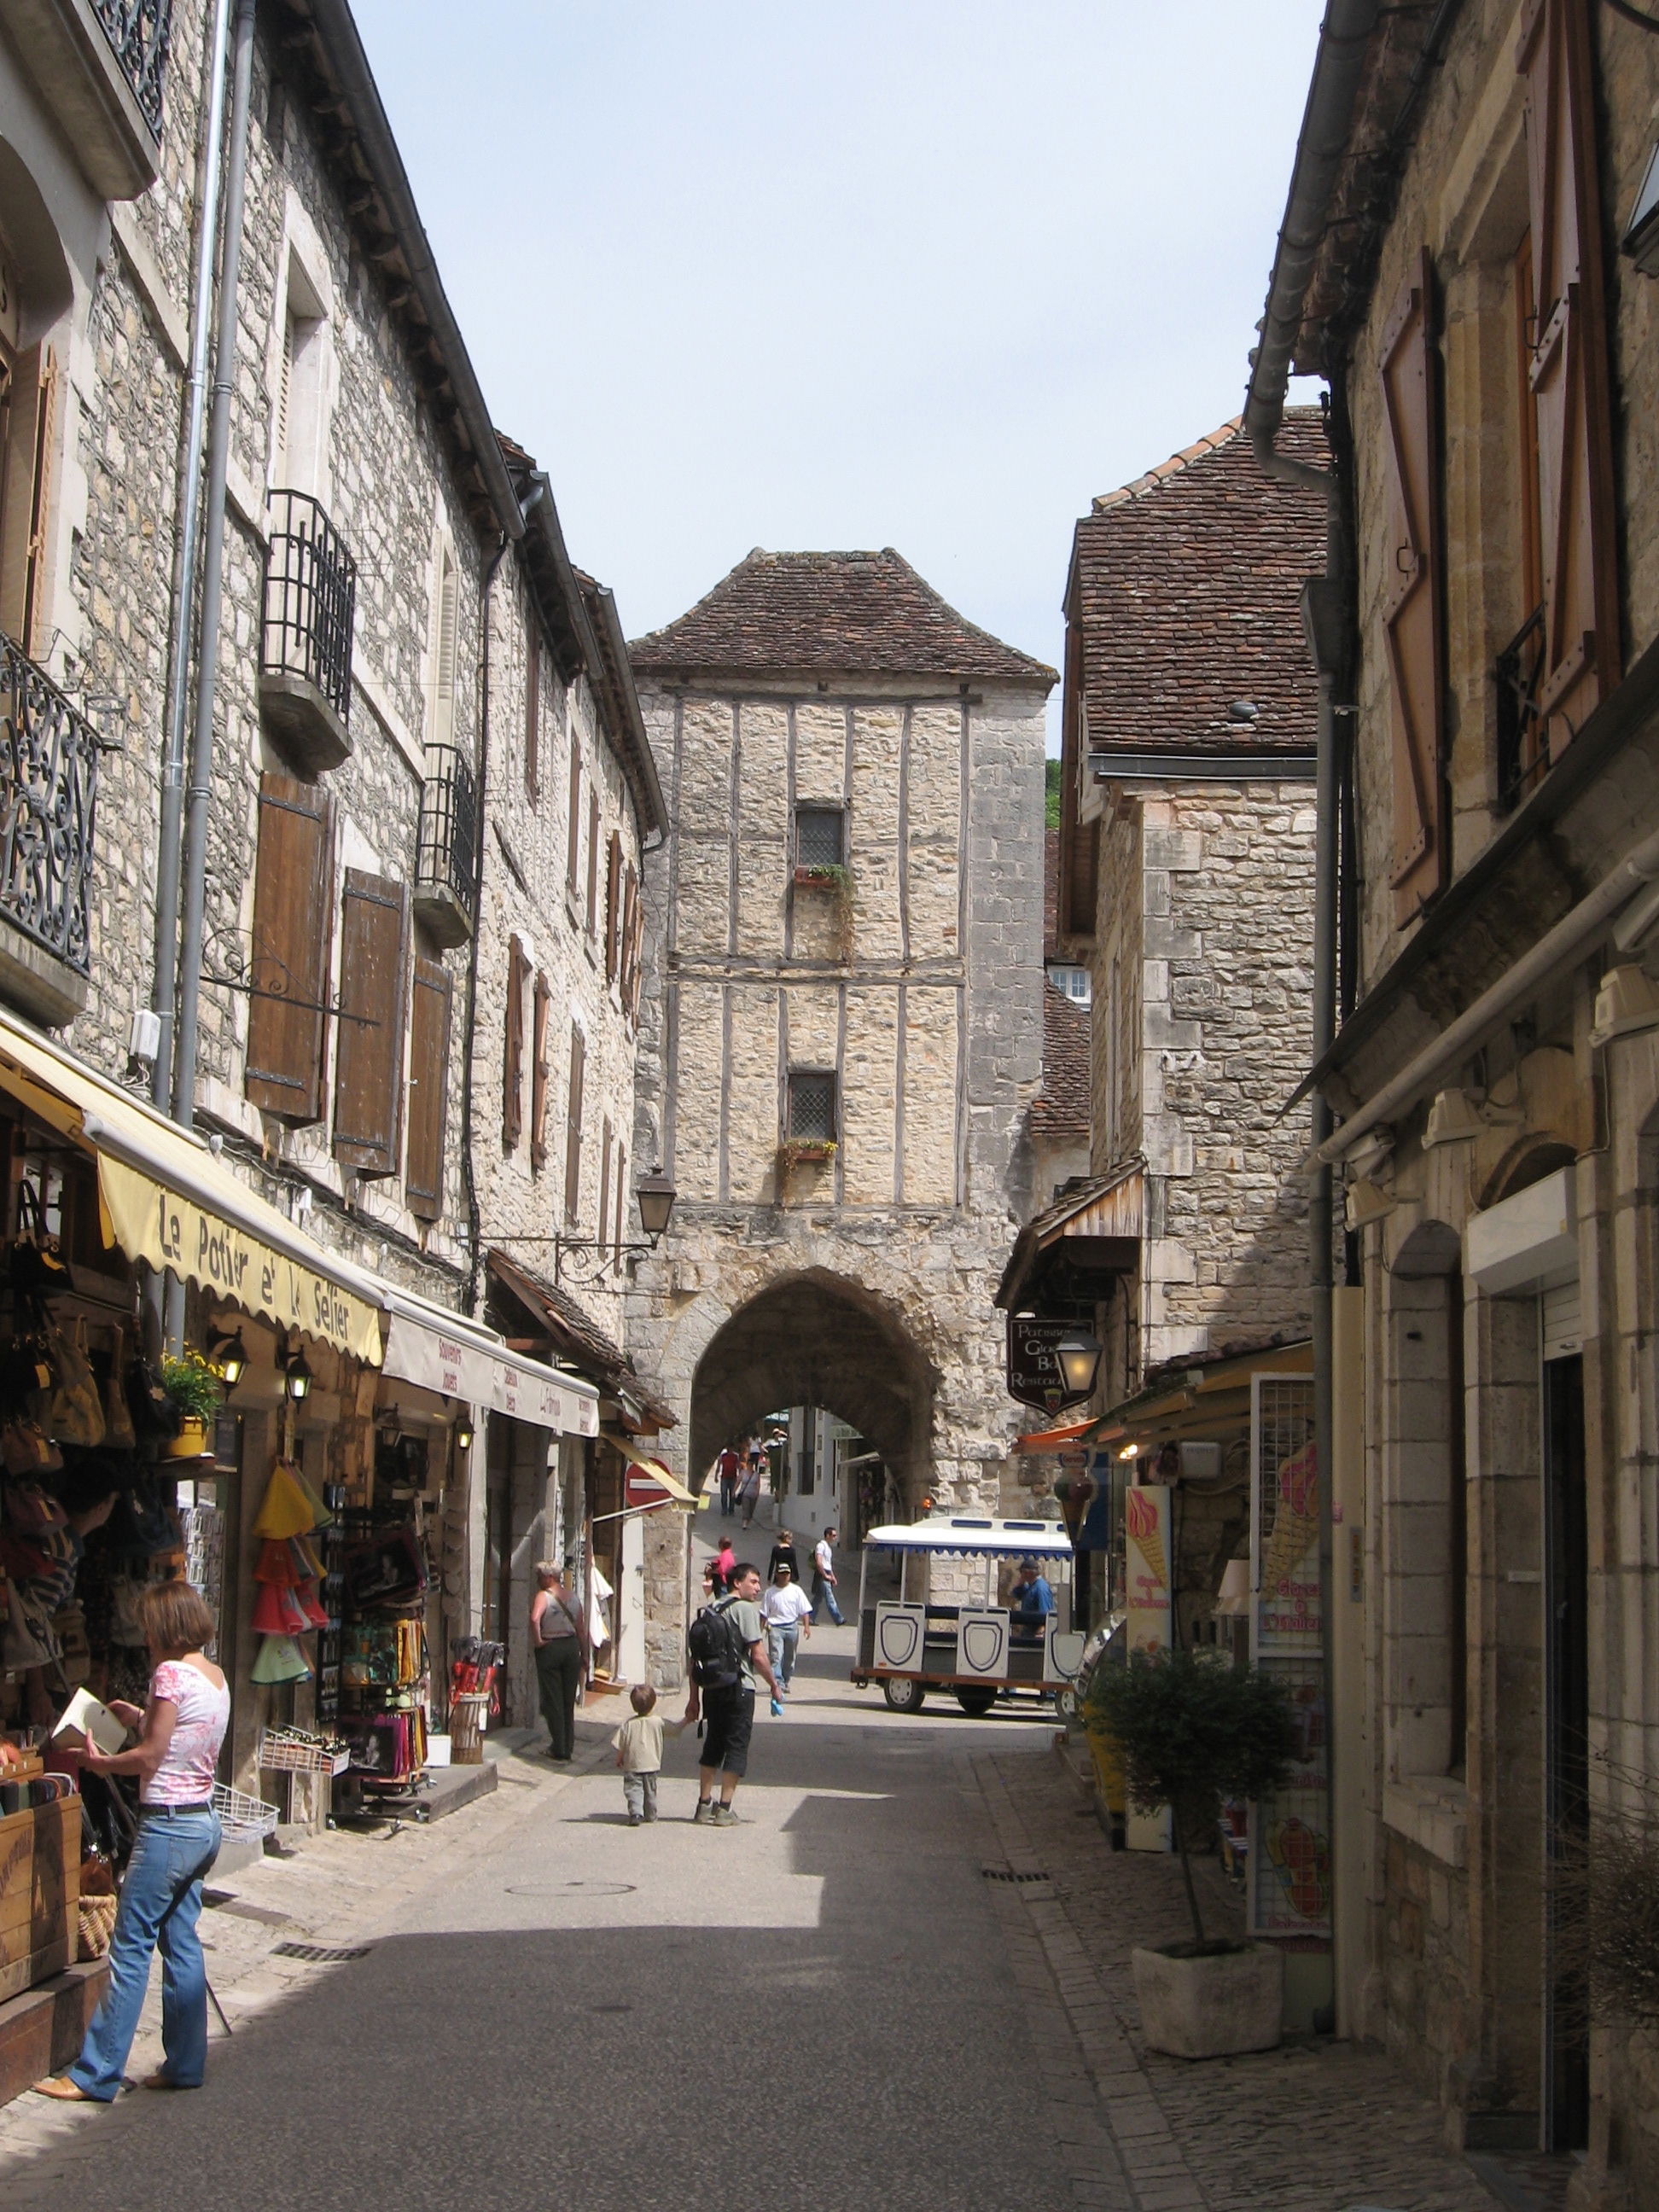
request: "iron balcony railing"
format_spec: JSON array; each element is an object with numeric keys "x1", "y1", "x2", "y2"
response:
[
  {"x1": 1494, "y1": 602, "x2": 1546, "y2": 816},
  {"x1": 416, "y1": 742, "x2": 479, "y2": 923},
  {"x1": 92, "y1": 0, "x2": 172, "y2": 137},
  {"x1": 261, "y1": 489, "x2": 356, "y2": 729},
  {"x1": 0, "y1": 632, "x2": 101, "y2": 978}
]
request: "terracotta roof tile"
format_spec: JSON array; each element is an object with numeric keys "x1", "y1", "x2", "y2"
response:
[
  {"x1": 1032, "y1": 982, "x2": 1090, "y2": 1138},
  {"x1": 629, "y1": 548, "x2": 1056, "y2": 685},
  {"x1": 1071, "y1": 410, "x2": 1327, "y2": 755}
]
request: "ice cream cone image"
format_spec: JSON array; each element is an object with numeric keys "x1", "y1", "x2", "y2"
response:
[
  {"x1": 1261, "y1": 1443, "x2": 1318, "y2": 1593},
  {"x1": 1126, "y1": 1487, "x2": 1167, "y2": 1588}
]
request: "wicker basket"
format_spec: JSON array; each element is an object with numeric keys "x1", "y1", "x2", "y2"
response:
[
  {"x1": 78, "y1": 1892, "x2": 118, "y2": 1960},
  {"x1": 449, "y1": 1693, "x2": 488, "y2": 1767}
]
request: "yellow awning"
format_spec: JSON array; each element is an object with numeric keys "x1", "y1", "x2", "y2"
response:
[
  {"x1": 0, "y1": 1010, "x2": 382, "y2": 1365},
  {"x1": 608, "y1": 1433, "x2": 696, "y2": 1509}
]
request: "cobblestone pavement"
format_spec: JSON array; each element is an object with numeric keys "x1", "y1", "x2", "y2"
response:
[{"x1": 979, "y1": 1745, "x2": 1503, "y2": 2212}]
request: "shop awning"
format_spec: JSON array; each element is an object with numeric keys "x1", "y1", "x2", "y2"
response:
[
  {"x1": 0, "y1": 1009, "x2": 382, "y2": 1364},
  {"x1": 608, "y1": 1433, "x2": 696, "y2": 1508},
  {"x1": 1011, "y1": 1416, "x2": 1100, "y2": 1456},
  {"x1": 1088, "y1": 1337, "x2": 1313, "y2": 1452},
  {"x1": 862, "y1": 1515, "x2": 1074, "y2": 1560},
  {"x1": 996, "y1": 1161, "x2": 1144, "y2": 1313},
  {"x1": 381, "y1": 1290, "x2": 599, "y2": 1438}
]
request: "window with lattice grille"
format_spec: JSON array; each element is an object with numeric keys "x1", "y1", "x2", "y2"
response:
[
  {"x1": 795, "y1": 806, "x2": 844, "y2": 869},
  {"x1": 787, "y1": 1071, "x2": 836, "y2": 1143}
]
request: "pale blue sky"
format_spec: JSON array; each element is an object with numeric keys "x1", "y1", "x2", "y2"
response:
[{"x1": 353, "y1": 3, "x2": 1326, "y2": 731}]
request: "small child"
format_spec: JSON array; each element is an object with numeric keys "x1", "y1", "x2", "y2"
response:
[{"x1": 614, "y1": 1683, "x2": 682, "y2": 1825}]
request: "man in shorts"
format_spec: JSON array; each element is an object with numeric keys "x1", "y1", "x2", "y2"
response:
[{"x1": 684, "y1": 1563, "x2": 780, "y2": 1827}]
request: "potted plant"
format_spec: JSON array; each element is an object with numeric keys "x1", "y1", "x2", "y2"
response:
[
  {"x1": 793, "y1": 861, "x2": 850, "y2": 893},
  {"x1": 160, "y1": 1350, "x2": 223, "y2": 1459},
  {"x1": 777, "y1": 1137, "x2": 837, "y2": 1169},
  {"x1": 1086, "y1": 1645, "x2": 1300, "y2": 2058}
]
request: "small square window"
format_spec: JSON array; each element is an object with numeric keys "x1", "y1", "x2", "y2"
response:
[
  {"x1": 795, "y1": 805, "x2": 844, "y2": 870},
  {"x1": 787, "y1": 1071, "x2": 836, "y2": 1143}
]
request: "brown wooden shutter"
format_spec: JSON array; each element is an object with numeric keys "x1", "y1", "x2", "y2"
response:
[
  {"x1": 598, "y1": 1119, "x2": 613, "y2": 1250},
  {"x1": 405, "y1": 956, "x2": 452, "y2": 1221},
  {"x1": 605, "y1": 832, "x2": 621, "y2": 982},
  {"x1": 585, "y1": 789, "x2": 601, "y2": 934},
  {"x1": 333, "y1": 870, "x2": 410, "y2": 1176},
  {"x1": 567, "y1": 752, "x2": 582, "y2": 894},
  {"x1": 246, "y1": 773, "x2": 334, "y2": 1124},
  {"x1": 563, "y1": 1021, "x2": 585, "y2": 1225},
  {"x1": 613, "y1": 1141, "x2": 626, "y2": 1269},
  {"x1": 1518, "y1": 0, "x2": 1620, "y2": 759},
  {"x1": 0, "y1": 344, "x2": 58, "y2": 652},
  {"x1": 1379, "y1": 252, "x2": 1447, "y2": 928},
  {"x1": 530, "y1": 971, "x2": 552, "y2": 1171},
  {"x1": 622, "y1": 864, "x2": 643, "y2": 1021},
  {"x1": 503, "y1": 934, "x2": 528, "y2": 1149},
  {"x1": 525, "y1": 639, "x2": 540, "y2": 802}
]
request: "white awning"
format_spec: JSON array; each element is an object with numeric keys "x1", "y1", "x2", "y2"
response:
[
  {"x1": 861, "y1": 1515, "x2": 1073, "y2": 1560},
  {"x1": 381, "y1": 1293, "x2": 598, "y2": 1437}
]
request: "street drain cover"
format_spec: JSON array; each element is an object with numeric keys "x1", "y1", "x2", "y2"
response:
[
  {"x1": 590, "y1": 2002, "x2": 633, "y2": 2013},
  {"x1": 981, "y1": 1866, "x2": 1051, "y2": 1884},
  {"x1": 271, "y1": 1941, "x2": 371, "y2": 1962},
  {"x1": 505, "y1": 1881, "x2": 637, "y2": 1898}
]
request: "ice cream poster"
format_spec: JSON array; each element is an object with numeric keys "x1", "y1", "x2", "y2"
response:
[
  {"x1": 1124, "y1": 1483, "x2": 1172, "y2": 1656},
  {"x1": 1255, "y1": 1437, "x2": 1323, "y2": 1656}
]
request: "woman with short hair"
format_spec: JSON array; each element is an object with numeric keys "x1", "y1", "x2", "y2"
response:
[
  {"x1": 531, "y1": 1560, "x2": 586, "y2": 1762},
  {"x1": 37, "y1": 1578, "x2": 229, "y2": 2101}
]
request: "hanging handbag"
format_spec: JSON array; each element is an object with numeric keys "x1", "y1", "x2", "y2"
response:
[
  {"x1": 8, "y1": 1180, "x2": 67, "y2": 1294},
  {"x1": 98, "y1": 1333, "x2": 136, "y2": 1452},
  {"x1": 3, "y1": 1474, "x2": 67, "y2": 1533},
  {"x1": 123, "y1": 1352, "x2": 178, "y2": 1444},
  {"x1": 36, "y1": 1319, "x2": 105, "y2": 1449},
  {"x1": 1, "y1": 1578, "x2": 61, "y2": 1669},
  {"x1": 51, "y1": 1600, "x2": 90, "y2": 1685}
]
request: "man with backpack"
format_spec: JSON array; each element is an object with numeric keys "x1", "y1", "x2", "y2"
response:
[{"x1": 684, "y1": 1562, "x2": 780, "y2": 1826}]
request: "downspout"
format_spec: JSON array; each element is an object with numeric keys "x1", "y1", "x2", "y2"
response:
[
  {"x1": 461, "y1": 513, "x2": 529, "y2": 1318},
  {"x1": 151, "y1": 0, "x2": 236, "y2": 1112},
  {"x1": 163, "y1": 0, "x2": 257, "y2": 1347}
]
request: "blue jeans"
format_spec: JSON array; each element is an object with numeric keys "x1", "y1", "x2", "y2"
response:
[
  {"x1": 812, "y1": 1574, "x2": 843, "y2": 1626},
  {"x1": 71, "y1": 1807, "x2": 221, "y2": 2098},
  {"x1": 767, "y1": 1623, "x2": 800, "y2": 1687}
]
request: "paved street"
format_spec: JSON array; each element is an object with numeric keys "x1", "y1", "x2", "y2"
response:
[{"x1": 1, "y1": 1620, "x2": 1506, "y2": 2212}]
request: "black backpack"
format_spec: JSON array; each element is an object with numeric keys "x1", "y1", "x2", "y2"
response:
[{"x1": 687, "y1": 1595, "x2": 747, "y2": 1690}]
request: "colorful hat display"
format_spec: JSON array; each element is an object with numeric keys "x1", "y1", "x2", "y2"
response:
[
  {"x1": 249, "y1": 1633, "x2": 312, "y2": 1685},
  {"x1": 249, "y1": 1463, "x2": 327, "y2": 1684},
  {"x1": 252, "y1": 1462, "x2": 315, "y2": 1541},
  {"x1": 251, "y1": 1580, "x2": 314, "y2": 1638}
]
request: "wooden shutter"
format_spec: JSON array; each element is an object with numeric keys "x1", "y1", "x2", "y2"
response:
[
  {"x1": 563, "y1": 1021, "x2": 585, "y2": 1225},
  {"x1": 613, "y1": 1141, "x2": 626, "y2": 1269},
  {"x1": 525, "y1": 638, "x2": 540, "y2": 801},
  {"x1": 585, "y1": 789, "x2": 601, "y2": 934},
  {"x1": 598, "y1": 1119, "x2": 613, "y2": 1250},
  {"x1": 567, "y1": 752, "x2": 582, "y2": 894},
  {"x1": 530, "y1": 971, "x2": 551, "y2": 1171},
  {"x1": 275, "y1": 311, "x2": 294, "y2": 481},
  {"x1": 1518, "y1": 0, "x2": 1620, "y2": 759},
  {"x1": 0, "y1": 344, "x2": 58, "y2": 652},
  {"x1": 1379, "y1": 252, "x2": 1447, "y2": 928},
  {"x1": 622, "y1": 864, "x2": 643, "y2": 1021},
  {"x1": 405, "y1": 957, "x2": 452, "y2": 1221},
  {"x1": 246, "y1": 773, "x2": 334, "y2": 1123},
  {"x1": 333, "y1": 870, "x2": 410, "y2": 1175},
  {"x1": 503, "y1": 934, "x2": 528, "y2": 1149},
  {"x1": 605, "y1": 832, "x2": 621, "y2": 981},
  {"x1": 433, "y1": 550, "x2": 457, "y2": 746}
]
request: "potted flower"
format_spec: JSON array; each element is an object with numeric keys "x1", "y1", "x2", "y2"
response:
[
  {"x1": 777, "y1": 1137, "x2": 837, "y2": 1173},
  {"x1": 1086, "y1": 1645, "x2": 1299, "y2": 2058},
  {"x1": 160, "y1": 1350, "x2": 223, "y2": 1459},
  {"x1": 793, "y1": 861, "x2": 850, "y2": 893}
]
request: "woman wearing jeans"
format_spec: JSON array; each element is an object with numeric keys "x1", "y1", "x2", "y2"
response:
[{"x1": 37, "y1": 1580, "x2": 228, "y2": 2101}]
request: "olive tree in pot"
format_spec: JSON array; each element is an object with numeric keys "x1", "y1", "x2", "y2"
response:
[{"x1": 1086, "y1": 1646, "x2": 1299, "y2": 2058}]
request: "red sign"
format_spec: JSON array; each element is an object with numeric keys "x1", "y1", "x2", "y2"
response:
[{"x1": 626, "y1": 1465, "x2": 673, "y2": 1508}]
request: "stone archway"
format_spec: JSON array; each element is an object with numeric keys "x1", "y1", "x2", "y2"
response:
[{"x1": 688, "y1": 1269, "x2": 937, "y2": 1507}]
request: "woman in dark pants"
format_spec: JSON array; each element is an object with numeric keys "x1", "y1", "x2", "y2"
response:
[{"x1": 531, "y1": 1562, "x2": 585, "y2": 1761}]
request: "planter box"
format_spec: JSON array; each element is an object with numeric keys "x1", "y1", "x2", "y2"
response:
[
  {"x1": 777, "y1": 1144, "x2": 835, "y2": 1167},
  {"x1": 0, "y1": 1799, "x2": 80, "y2": 2004},
  {"x1": 1132, "y1": 1940, "x2": 1283, "y2": 2059},
  {"x1": 793, "y1": 867, "x2": 846, "y2": 889}
]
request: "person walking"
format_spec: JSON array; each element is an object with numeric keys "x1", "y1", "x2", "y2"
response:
[
  {"x1": 684, "y1": 1562, "x2": 781, "y2": 1825},
  {"x1": 766, "y1": 1526, "x2": 801, "y2": 1585},
  {"x1": 736, "y1": 1445, "x2": 765, "y2": 1531},
  {"x1": 614, "y1": 1683, "x2": 680, "y2": 1825},
  {"x1": 760, "y1": 1562, "x2": 813, "y2": 1706},
  {"x1": 36, "y1": 1580, "x2": 228, "y2": 2102},
  {"x1": 715, "y1": 1443, "x2": 741, "y2": 1518},
  {"x1": 812, "y1": 1526, "x2": 845, "y2": 1626},
  {"x1": 711, "y1": 1534, "x2": 736, "y2": 1597},
  {"x1": 531, "y1": 1560, "x2": 586, "y2": 1761}
]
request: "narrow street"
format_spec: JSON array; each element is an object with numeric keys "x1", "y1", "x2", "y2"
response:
[{"x1": 3, "y1": 1614, "x2": 1504, "y2": 2212}]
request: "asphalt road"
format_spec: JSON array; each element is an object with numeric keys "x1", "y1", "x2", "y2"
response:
[{"x1": 9, "y1": 1624, "x2": 1066, "y2": 2212}]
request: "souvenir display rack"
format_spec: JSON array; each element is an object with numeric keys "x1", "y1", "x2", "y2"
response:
[{"x1": 331, "y1": 1505, "x2": 433, "y2": 1819}]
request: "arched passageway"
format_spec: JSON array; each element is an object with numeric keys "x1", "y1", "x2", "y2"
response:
[{"x1": 689, "y1": 1270, "x2": 936, "y2": 1507}]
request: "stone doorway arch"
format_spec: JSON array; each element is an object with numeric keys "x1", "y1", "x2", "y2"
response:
[{"x1": 689, "y1": 1269, "x2": 937, "y2": 1512}]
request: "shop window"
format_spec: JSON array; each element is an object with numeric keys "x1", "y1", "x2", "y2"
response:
[
  {"x1": 563, "y1": 1022, "x2": 585, "y2": 1225},
  {"x1": 503, "y1": 934, "x2": 529, "y2": 1150},
  {"x1": 787, "y1": 1070, "x2": 836, "y2": 1144},
  {"x1": 332, "y1": 870, "x2": 410, "y2": 1179},
  {"x1": 795, "y1": 804, "x2": 844, "y2": 870},
  {"x1": 245, "y1": 772, "x2": 335, "y2": 1125},
  {"x1": 530, "y1": 971, "x2": 551, "y2": 1172},
  {"x1": 405, "y1": 956, "x2": 452, "y2": 1221}
]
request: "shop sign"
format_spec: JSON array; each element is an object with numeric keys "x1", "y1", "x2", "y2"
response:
[
  {"x1": 1124, "y1": 1483, "x2": 1172, "y2": 1656},
  {"x1": 1005, "y1": 1317, "x2": 1075, "y2": 1411},
  {"x1": 626, "y1": 1467, "x2": 672, "y2": 1507},
  {"x1": 381, "y1": 1315, "x2": 599, "y2": 1439},
  {"x1": 98, "y1": 1154, "x2": 381, "y2": 1364}
]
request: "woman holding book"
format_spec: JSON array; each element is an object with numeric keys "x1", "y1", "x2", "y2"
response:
[{"x1": 36, "y1": 1578, "x2": 229, "y2": 2101}]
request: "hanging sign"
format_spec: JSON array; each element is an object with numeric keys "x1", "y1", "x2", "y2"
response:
[
  {"x1": 1006, "y1": 1317, "x2": 1075, "y2": 1411},
  {"x1": 1123, "y1": 1483, "x2": 1172, "y2": 1656}
]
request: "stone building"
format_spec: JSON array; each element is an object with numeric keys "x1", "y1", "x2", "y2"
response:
[
  {"x1": 1248, "y1": 0, "x2": 1659, "y2": 2190},
  {"x1": 626, "y1": 548, "x2": 1052, "y2": 1525},
  {"x1": 0, "y1": 2, "x2": 672, "y2": 1741}
]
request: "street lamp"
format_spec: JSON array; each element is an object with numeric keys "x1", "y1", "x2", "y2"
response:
[
  {"x1": 207, "y1": 1326, "x2": 247, "y2": 1391},
  {"x1": 454, "y1": 1411, "x2": 474, "y2": 1452},
  {"x1": 548, "y1": 1170, "x2": 678, "y2": 1285},
  {"x1": 282, "y1": 1345, "x2": 313, "y2": 1403},
  {"x1": 634, "y1": 1170, "x2": 677, "y2": 1240},
  {"x1": 1053, "y1": 1331, "x2": 1102, "y2": 1403}
]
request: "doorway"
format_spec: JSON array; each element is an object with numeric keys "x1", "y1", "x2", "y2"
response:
[{"x1": 1543, "y1": 1350, "x2": 1588, "y2": 2152}]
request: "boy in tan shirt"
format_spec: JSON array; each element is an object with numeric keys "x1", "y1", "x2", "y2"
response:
[{"x1": 614, "y1": 1683, "x2": 684, "y2": 1825}]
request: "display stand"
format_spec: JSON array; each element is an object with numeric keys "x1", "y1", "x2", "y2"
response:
[{"x1": 329, "y1": 1507, "x2": 433, "y2": 1826}]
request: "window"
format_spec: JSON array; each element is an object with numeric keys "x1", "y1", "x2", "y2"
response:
[
  {"x1": 1047, "y1": 963, "x2": 1091, "y2": 1006},
  {"x1": 405, "y1": 957, "x2": 452, "y2": 1221},
  {"x1": 530, "y1": 971, "x2": 551, "y2": 1171},
  {"x1": 332, "y1": 871, "x2": 411, "y2": 1179},
  {"x1": 585, "y1": 789, "x2": 601, "y2": 936},
  {"x1": 272, "y1": 255, "x2": 327, "y2": 496},
  {"x1": 566, "y1": 748, "x2": 582, "y2": 898},
  {"x1": 430, "y1": 544, "x2": 457, "y2": 748},
  {"x1": 0, "y1": 337, "x2": 60, "y2": 656},
  {"x1": 245, "y1": 773, "x2": 334, "y2": 1124},
  {"x1": 787, "y1": 1070, "x2": 836, "y2": 1143},
  {"x1": 525, "y1": 637, "x2": 540, "y2": 802},
  {"x1": 795, "y1": 804, "x2": 844, "y2": 869},
  {"x1": 563, "y1": 1022, "x2": 585, "y2": 1225},
  {"x1": 503, "y1": 934, "x2": 530, "y2": 1149}
]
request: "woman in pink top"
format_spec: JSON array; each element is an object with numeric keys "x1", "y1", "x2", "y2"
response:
[{"x1": 38, "y1": 1580, "x2": 229, "y2": 2102}]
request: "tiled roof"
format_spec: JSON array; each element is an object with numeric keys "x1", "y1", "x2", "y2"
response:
[
  {"x1": 1032, "y1": 982, "x2": 1090, "y2": 1138},
  {"x1": 1070, "y1": 411, "x2": 1327, "y2": 755},
  {"x1": 629, "y1": 549, "x2": 1056, "y2": 686}
]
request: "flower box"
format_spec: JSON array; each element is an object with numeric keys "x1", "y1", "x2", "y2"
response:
[{"x1": 794, "y1": 864, "x2": 848, "y2": 891}]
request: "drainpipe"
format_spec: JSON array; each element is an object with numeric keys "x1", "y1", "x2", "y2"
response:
[
  {"x1": 163, "y1": 0, "x2": 256, "y2": 1346},
  {"x1": 151, "y1": 0, "x2": 236, "y2": 1114},
  {"x1": 461, "y1": 519, "x2": 522, "y2": 1318}
]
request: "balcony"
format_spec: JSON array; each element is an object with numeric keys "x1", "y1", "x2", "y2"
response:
[
  {"x1": 0, "y1": 632, "x2": 100, "y2": 1027},
  {"x1": 1494, "y1": 603, "x2": 1545, "y2": 817},
  {"x1": 414, "y1": 742, "x2": 478, "y2": 947},
  {"x1": 259, "y1": 491, "x2": 356, "y2": 777},
  {"x1": 8, "y1": 0, "x2": 171, "y2": 198}
]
